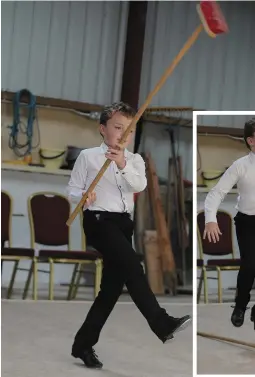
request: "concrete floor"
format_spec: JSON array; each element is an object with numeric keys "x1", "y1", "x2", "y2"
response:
[
  {"x1": 197, "y1": 287, "x2": 255, "y2": 304},
  {"x1": 197, "y1": 303, "x2": 255, "y2": 375},
  {"x1": 1, "y1": 282, "x2": 193, "y2": 303},
  {"x1": 2, "y1": 300, "x2": 192, "y2": 377}
]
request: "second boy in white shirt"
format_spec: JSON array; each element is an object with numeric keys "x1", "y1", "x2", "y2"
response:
[{"x1": 204, "y1": 118, "x2": 255, "y2": 329}]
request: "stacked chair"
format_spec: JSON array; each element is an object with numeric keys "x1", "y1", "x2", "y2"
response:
[
  {"x1": 1, "y1": 191, "x2": 36, "y2": 299},
  {"x1": 1, "y1": 191, "x2": 103, "y2": 300}
]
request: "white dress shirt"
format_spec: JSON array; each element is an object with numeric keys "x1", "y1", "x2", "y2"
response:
[
  {"x1": 204, "y1": 151, "x2": 255, "y2": 223},
  {"x1": 66, "y1": 142, "x2": 147, "y2": 214}
]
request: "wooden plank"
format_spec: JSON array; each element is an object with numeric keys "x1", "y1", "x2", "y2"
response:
[
  {"x1": 146, "y1": 106, "x2": 194, "y2": 112},
  {"x1": 145, "y1": 154, "x2": 177, "y2": 293},
  {"x1": 1, "y1": 90, "x2": 104, "y2": 113},
  {"x1": 177, "y1": 156, "x2": 189, "y2": 249},
  {"x1": 143, "y1": 112, "x2": 243, "y2": 137},
  {"x1": 197, "y1": 125, "x2": 243, "y2": 137},
  {"x1": 177, "y1": 156, "x2": 189, "y2": 285},
  {"x1": 143, "y1": 230, "x2": 164, "y2": 295},
  {"x1": 144, "y1": 113, "x2": 192, "y2": 128},
  {"x1": 134, "y1": 189, "x2": 149, "y2": 255},
  {"x1": 166, "y1": 158, "x2": 173, "y2": 229}
]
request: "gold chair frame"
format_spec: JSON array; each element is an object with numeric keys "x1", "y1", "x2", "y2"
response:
[
  {"x1": 197, "y1": 263, "x2": 208, "y2": 303},
  {"x1": 24, "y1": 191, "x2": 103, "y2": 300},
  {"x1": 1, "y1": 190, "x2": 37, "y2": 299},
  {"x1": 197, "y1": 209, "x2": 240, "y2": 303}
]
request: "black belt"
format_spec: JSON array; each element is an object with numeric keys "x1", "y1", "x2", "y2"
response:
[{"x1": 84, "y1": 209, "x2": 131, "y2": 218}]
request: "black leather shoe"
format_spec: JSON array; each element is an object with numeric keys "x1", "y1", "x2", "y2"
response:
[
  {"x1": 250, "y1": 305, "x2": 255, "y2": 330},
  {"x1": 72, "y1": 348, "x2": 103, "y2": 369},
  {"x1": 231, "y1": 306, "x2": 245, "y2": 327},
  {"x1": 162, "y1": 315, "x2": 191, "y2": 343}
]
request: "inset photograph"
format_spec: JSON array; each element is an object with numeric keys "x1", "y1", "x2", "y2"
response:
[{"x1": 196, "y1": 112, "x2": 255, "y2": 374}]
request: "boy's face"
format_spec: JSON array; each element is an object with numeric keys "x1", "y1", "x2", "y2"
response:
[
  {"x1": 99, "y1": 112, "x2": 134, "y2": 148},
  {"x1": 247, "y1": 132, "x2": 255, "y2": 152}
]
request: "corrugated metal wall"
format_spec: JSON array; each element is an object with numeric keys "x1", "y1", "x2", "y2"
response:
[
  {"x1": 139, "y1": 1, "x2": 255, "y2": 128},
  {"x1": 1, "y1": 1, "x2": 129, "y2": 104}
]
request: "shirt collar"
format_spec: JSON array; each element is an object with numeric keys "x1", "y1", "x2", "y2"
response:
[
  {"x1": 100, "y1": 142, "x2": 128, "y2": 157},
  {"x1": 250, "y1": 151, "x2": 255, "y2": 163},
  {"x1": 101, "y1": 142, "x2": 108, "y2": 153}
]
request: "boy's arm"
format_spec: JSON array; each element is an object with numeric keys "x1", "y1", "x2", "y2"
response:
[
  {"x1": 204, "y1": 161, "x2": 240, "y2": 223},
  {"x1": 66, "y1": 152, "x2": 87, "y2": 203},
  {"x1": 119, "y1": 154, "x2": 147, "y2": 193}
]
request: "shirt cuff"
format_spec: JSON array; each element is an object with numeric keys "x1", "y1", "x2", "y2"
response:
[
  {"x1": 205, "y1": 211, "x2": 218, "y2": 224},
  {"x1": 67, "y1": 190, "x2": 85, "y2": 203},
  {"x1": 118, "y1": 159, "x2": 139, "y2": 176}
]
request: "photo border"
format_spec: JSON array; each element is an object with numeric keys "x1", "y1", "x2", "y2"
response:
[{"x1": 192, "y1": 110, "x2": 255, "y2": 377}]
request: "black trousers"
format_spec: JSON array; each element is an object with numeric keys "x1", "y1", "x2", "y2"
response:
[
  {"x1": 72, "y1": 210, "x2": 172, "y2": 352},
  {"x1": 234, "y1": 212, "x2": 255, "y2": 310}
]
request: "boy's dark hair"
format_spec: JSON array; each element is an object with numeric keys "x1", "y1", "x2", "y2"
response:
[
  {"x1": 244, "y1": 118, "x2": 255, "y2": 149},
  {"x1": 100, "y1": 102, "x2": 136, "y2": 126}
]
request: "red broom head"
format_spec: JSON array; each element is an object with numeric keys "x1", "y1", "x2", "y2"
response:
[{"x1": 197, "y1": 1, "x2": 229, "y2": 38}]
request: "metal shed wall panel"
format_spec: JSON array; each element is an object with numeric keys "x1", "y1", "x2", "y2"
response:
[
  {"x1": 139, "y1": 1, "x2": 255, "y2": 128},
  {"x1": 197, "y1": 114, "x2": 255, "y2": 132},
  {"x1": 1, "y1": 1, "x2": 129, "y2": 105}
]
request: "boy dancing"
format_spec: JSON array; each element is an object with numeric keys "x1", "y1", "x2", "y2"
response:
[
  {"x1": 203, "y1": 118, "x2": 255, "y2": 329},
  {"x1": 67, "y1": 102, "x2": 191, "y2": 369}
]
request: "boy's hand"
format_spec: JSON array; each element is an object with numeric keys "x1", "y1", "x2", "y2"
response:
[
  {"x1": 105, "y1": 146, "x2": 126, "y2": 169},
  {"x1": 83, "y1": 191, "x2": 97, "y2": 207},
  {"x1": 203, "y1": 222, "x2": 222, "y2": 243}
]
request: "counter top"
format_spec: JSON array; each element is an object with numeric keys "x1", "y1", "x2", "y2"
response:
[{"x1": 1, "y1": 163, "x2": 71, "y2": 177}]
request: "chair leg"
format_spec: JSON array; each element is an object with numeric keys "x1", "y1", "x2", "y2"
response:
[
  {"x1": 67, "y1": 263, "x2": 79, "y2": 300},
  {"x1": 33, "y1": 258, "x2": 38, "y2": 301},
  {"x1": 7, "y1": 260, "x2": 19, "y2": 299},
  {"x1": 216, "y1": 267, "x2": 222, "y2": 303},
  {"x1": 72, "y1": 264, "x2": 84, "y2": 300},
  {"x1": 203, "y1": 267, "x2": 208, "y2": 304},
  {"x1": 94, "y1": 259, "x2": 103, "y2": 298},
  {"x1": 49, "y1": 259, "x2": 54, "y2": 300},
  {"x1": 197, "y1": 268, "x2": 203, "y2": 304},
  {"x1": 22, "y1": 262, "x2": 34, "y2": 300}
]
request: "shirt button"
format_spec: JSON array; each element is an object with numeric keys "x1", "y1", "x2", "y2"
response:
[
  {"x1": 116, "y1": 172, "x2": 119, "y2": 174},
  {"x1": 122, "y1": 172, "x2": 125, "y2": 175}
]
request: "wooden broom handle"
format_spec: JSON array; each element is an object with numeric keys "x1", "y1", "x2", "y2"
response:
[
  {"x1": 66, "y1": 24, "x2": 203, "y2": 226},
  {"x1": 197, "y1": 331, "x2": 255, "y2": 349}
]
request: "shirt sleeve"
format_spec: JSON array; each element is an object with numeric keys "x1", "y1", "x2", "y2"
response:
[
  {"x1": 66, "y1": 152, "x2": 87, "y2": 203},
  {"x1": 204, "y1": 161, "x2": 241, "y2": 223},
  {"x1": 119, "y1": 153, "x2": 147, "y2": 193}
]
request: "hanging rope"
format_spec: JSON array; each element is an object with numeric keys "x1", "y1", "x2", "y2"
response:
[{"x1": 8, "y1": 89, "x2": 40, "y2": 158}]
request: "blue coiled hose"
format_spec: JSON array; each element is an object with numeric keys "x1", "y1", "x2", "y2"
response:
[{"x1": 8, "y1": 89, "x2": 40, "y2": 158}]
